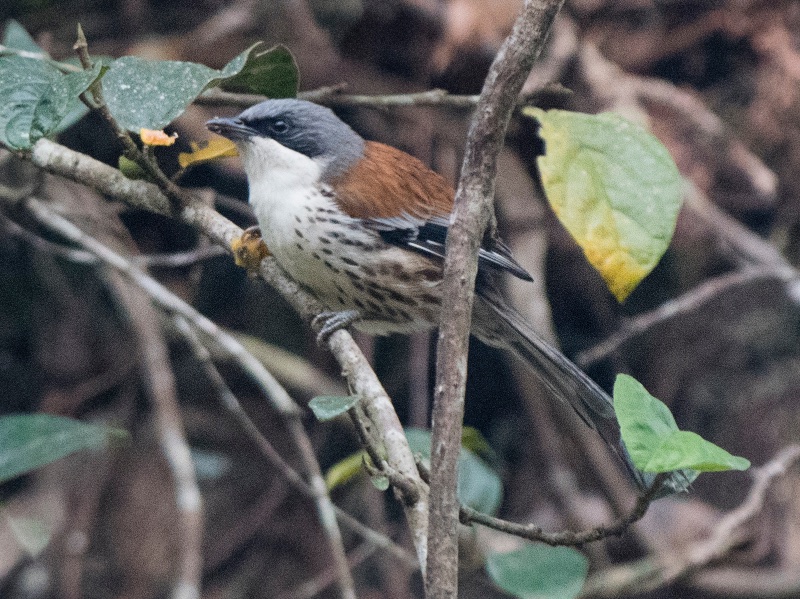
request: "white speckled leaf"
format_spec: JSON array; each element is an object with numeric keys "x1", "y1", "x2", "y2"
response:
[
  {"x1": 0, "y1": 56, "x2": 100, "y2": 149},
  {"x1": 102, "y1": 43, "x2": 298, "y2": 131}
]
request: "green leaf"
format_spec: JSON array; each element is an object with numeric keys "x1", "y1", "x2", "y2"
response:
[
  {"x1": 308, "y1": 394, "x2": 360, "y2": 421},
  {"x1": 0, "y1": 414, "x2": 126, "y2": 483},
  {"x1": 2, "y1": 20, "x2": 45, "y2": 54},
  {"x1": 31, "y1": 63, "x2": 102, "y2": 142},
  {"x1": 52, "y1": 98, "x2": 90, "y2": 134},
  {"x1": 614, "y1": 375, "x2": 750, "y2": 473},
  {"x1": 0, "y1": 56, "x2": 101, "y2": 149},
  {"x1": 102, "y1": 43, "x2": 299, "y2": 131},
  {"x1": 370, "y1": 471, "x2": 390, "y2": 491},
  {"x1": 118, "y1": 155, "x2": 149, "y2": 180},
  {"x1": 218, "y1": 44, "x2": 299, "y2": 98},
  {"x1": 405, "y1": 428, "x2": 503, "y2": 515},
  {"x1": 525, "y1": 108, "x2": 682, "y2": 302},
  {"x1": 486, "y1": 544, "x2": 588, "y2": 599}
]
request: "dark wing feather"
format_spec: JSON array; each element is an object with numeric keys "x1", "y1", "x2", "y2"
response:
[{"x1": 368, "y1": 214, "x2": 533, "y2": 282}]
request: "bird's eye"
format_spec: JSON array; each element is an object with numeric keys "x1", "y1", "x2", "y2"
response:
[{"x1": 272, "y1": 120, "x2": 289, "y2": 134}]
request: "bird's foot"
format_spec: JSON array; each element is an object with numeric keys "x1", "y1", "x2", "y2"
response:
[
  {"x1": 313, "y1": 310, "x2": 362, "y2": 345},
  {"x1": 231, "y1": 226, "x2": 269, "y2": 274}
]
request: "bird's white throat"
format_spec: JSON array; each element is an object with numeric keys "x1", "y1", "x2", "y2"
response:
[{"x1": 238, "y1": 136, "x2": 324, "y2": 198}]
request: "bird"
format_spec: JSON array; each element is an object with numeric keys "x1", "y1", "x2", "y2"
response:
[{"x1": 207, "y1": 98, "x2": 687, "y2": 495}]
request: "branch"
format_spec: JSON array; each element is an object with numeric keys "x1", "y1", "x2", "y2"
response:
[
  {"x1": 428, "y1": 1, "x2": 566, "y2": 597},
  {"x1": 577, "y1": 182, "x2": 798, "y2": 368},
  {"x1": 460, "y1": 473, "x2": 666, "y2": 546},
  {"x1": 19, "y1": 137, "x2": 429, "y2": 568},
  {"x1": 135, "y1": 245, "x2": 227, "y2": 267},
  {"x1": 576, "y1": 267, "x2": 795, "y2": 368},
  {"x1": 199, "y1": 87, "x2": 481, "y2": 109},
  {"x1": 660, "y1": 445, "x2": 800, "y2": 585},
  {"x1": 326, "y1": 329, "x2": 430, "y2": 567},
  {"x1": 198, "y1": 82, "x2": 568, "y2": 112},
  {"x1": 171, "y1": 318, "x2": 417, "y2": 570}
]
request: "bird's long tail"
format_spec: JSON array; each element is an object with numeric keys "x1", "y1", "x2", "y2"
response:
[{"x1": 472, "y1": 290, "x2": 691, "y2": 496}]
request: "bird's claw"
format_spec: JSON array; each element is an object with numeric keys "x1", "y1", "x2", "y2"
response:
[
  {"x1": 231, "y1": 226, "x2": 269, "y2": 274},
  {"x1": 313, "y1": 310, "x2": 362, "y2": 345}
]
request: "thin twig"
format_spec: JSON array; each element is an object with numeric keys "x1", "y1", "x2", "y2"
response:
[
  {"x1": 198, "y1": 83, "x2": 575, "y2": 112},
  {"x1": 284, "y1": 417, "x2": 358, "y2": 599},
  {"x1": 198, "y1": 87, "x2": 480, "y2": 109},
  {"x1": 576, "y1": 267, "x2": 796, "y2": 367},
  {"x1": 428, "y1": 1, "x2": 566, "y2": 597},
  {"x1": 1, "y1": 212, "x2": 97, "y2": 264},
  {"x1": 140, "y1": 319, "x2": 204, "y2": 599},
  {"x1": 460, "y1": 473, "x2": 666, "y2": 546},
  {"x1": 660, "y1": 445, "x2": 800, "y2": 584},
  {"x1": 682, "y1": 182, "x2": 791, "y2": 269}
]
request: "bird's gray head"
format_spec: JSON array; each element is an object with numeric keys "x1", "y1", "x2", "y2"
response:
[{"x1": 207, "y1": 99, "x2": 365, "y2": 180}]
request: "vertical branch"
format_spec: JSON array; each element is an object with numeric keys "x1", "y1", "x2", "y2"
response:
[{"x1": 428, "y1": 1, "x2": 567, "y2": 597}]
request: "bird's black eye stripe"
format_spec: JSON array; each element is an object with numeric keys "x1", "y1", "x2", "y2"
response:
[{"x1": 246, "y1": 117, "x2": 292, "y2": 138}]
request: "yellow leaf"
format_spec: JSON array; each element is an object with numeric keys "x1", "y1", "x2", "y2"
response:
[
  {"x1": 178, "y1": 137, "x2": 238, "y2": 168},
  {"x1": 324, "y1": 451, "x2": 368, "y2": 490},
  {"x1": 525, "y1": 108, "x2": 682, "y2": 302},
  {"x1": 140, "y1": 128, "x2": 177, "y2": 146}
]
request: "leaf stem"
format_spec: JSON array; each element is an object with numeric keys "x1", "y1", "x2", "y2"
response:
[{"x1": 72, "y1": 24, "x2": 192, "y2": 209}]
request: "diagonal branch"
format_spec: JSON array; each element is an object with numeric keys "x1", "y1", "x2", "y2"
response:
[
  {"x1": 25, "y1": 197, "x2": 203, "y2": 599},
  {"x1": 22, "y1": 195, "x2": 367, "y2": 598},
  {"x1": 20, "y1": 137, "x2": 429, "y2": 568}
]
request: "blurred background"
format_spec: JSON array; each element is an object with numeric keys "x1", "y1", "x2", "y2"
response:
[{"x1": 1, "y1": 0, "x2": 799, "y2": 598}]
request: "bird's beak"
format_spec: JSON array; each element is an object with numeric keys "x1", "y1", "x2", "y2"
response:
[{"x1": 206, "y1": 116, "x2": 257, "y2": 141}]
